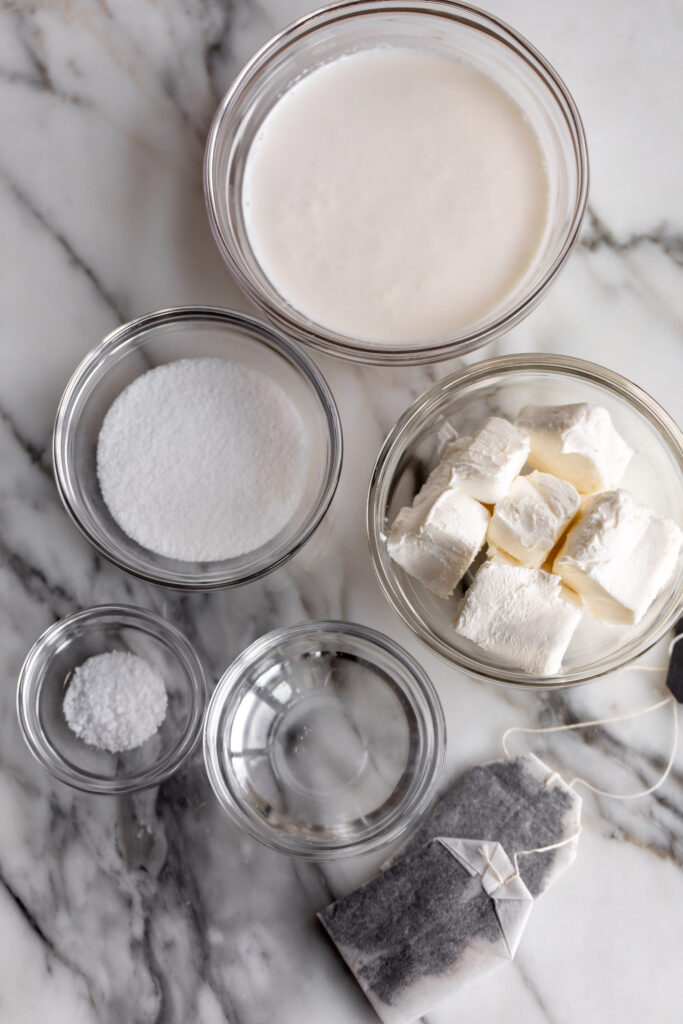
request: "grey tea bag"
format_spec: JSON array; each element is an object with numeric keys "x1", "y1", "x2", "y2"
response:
[
  {"x1": 319, "y1": 837, "x2": 534, "y2": 1024},
  {"x1": 387, "y1": 752, "x2": 582, "y2": 897},
  {"x1": 319, "y1": 753, "x2": 582, "y2": 1024}
]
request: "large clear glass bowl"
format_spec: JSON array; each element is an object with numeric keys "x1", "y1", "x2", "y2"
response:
[
  {"x1": 368, "y1": 354, "x2": 683, "y2": 688},
  {"x1": 53, "y1": 307, "x2": 342, "y2": 589},
  {"x1": 17, "y1": 605, "x2": 208, "y2": 794},
  {"x1": 203, "y1": 621, "x2": 446, "y2": 858},
  {"x1": 204, "y1": 0, "x2": 588, "y2": 365}
]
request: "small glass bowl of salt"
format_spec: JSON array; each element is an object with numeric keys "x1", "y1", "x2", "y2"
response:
[{"x1": 17, "y1": 605, "x2": 207, "y2": 793}]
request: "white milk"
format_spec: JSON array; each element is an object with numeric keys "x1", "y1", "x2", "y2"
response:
[{"x1": 242, "y1": 48, "x2": 549, "y2": 344}]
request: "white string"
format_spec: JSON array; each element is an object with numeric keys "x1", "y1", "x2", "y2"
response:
[
  {"x1": 510, "y1": 827, "x2": 583, "y2": 878},
  {"x1": 501, "y1": 692, "x2": 672, "y2": 760},
  {"x1": 481, "y1": 826, "x2": 584, "y2": 886},
  {"x1": 491, "y1": 696, "x2": 676, "y2": 883},
  {"x1": 567, "y1": 697, "x2": 678, "y2": 799},
  {"x1": 502, "y1": 687, "x2": 679, "y2": 801},
  {"x1": 489, "y1": 652, "x2": 680, "y2": 882}
]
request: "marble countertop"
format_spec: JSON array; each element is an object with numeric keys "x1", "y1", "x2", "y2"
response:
[{"x1": 1, "y1": 1, "x2": 682, "y2": 1021}]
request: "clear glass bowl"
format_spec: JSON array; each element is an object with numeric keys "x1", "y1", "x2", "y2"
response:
[
  {"x1": 53, "y1": 307, "x2": 342, "y2": 589},
  {"x1": 204, "y1": 0, "x2": 588, "y2": 365},
  {"x1": 17, "y1": 605, "x2": 208, "y2": 794},
  {"x1": 368, "y1": 354, "x2": 683, "y2": 688},
  {"x1": 203, "y1": 621, "x2": 446, "y2": 858}
]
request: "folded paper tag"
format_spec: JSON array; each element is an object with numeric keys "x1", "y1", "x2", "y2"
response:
[
  {"x1": 439, "y1": 838, "x2": 533, "y2": 958},
  {"x1": 319, "y1": 836, "x2": 534, "y2": 1024}
]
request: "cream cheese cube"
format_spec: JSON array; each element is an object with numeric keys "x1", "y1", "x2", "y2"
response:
[
  {"x1": 485, "y1": 544, "x2": 520, "y2": 566},
  {"x1": 453, "y1": 562, "x2": 582, "y2": 674},
  {"x1": 411, "y1": 460, "x2": 457, "y2": 509},
  {"x1": 437, "y1": 417, "x2": 529, "y2": 504},
  {"x1": 516, "y1": 403, "x2": 633, "y2": 494},
  {"x1": 487, "y1": 471, "x2": 580, "y2": 569},
  {"x1": 554, "y1": 489, "x2": 682, "y2": 625},
  {"x1": 387, "y1": 488, "x2": 490, "y2": 598}
]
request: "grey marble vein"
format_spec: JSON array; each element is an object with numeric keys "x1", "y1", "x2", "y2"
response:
[
  {"x1": 582, "y1": 206, "x2": 683, "y2": 269},
  {"x1": 1, "y1": 1, "x2": 682, "y2": 1023},
  {"x1": 0, "y1": 165, "x2": 128, "y2": 322}
]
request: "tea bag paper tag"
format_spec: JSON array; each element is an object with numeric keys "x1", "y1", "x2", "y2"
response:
[{"x1": 437, "y1": 838, "x2": 533, "y2": 958}]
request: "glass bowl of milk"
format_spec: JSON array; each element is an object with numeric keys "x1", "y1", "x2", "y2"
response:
[
  {"x1": 368, "y1": 355, "x2": 683, "y2": 688},
  {"x1": 205, "y1": 0, "x2": 588, "y2": 364}
]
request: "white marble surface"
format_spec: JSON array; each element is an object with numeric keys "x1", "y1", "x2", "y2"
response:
[{"x1": 1, "y1": 1, "x2": 682, "y2": 1021}]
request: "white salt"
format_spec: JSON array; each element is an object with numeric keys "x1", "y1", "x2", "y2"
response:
[
  {"x1": 63, "y1": 651, "x2": 167, "y2": 753},
  {"x1": 97, "y1": 358, "x2": 308, "y2": 561}
]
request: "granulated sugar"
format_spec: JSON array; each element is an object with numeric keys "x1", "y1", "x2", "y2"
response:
[
  {"x1": 97, "y1": 357, "x2": 308, "y2": 561},
  {"x1": 63, "y1": 651, "x2": 167, "y2": 753}
]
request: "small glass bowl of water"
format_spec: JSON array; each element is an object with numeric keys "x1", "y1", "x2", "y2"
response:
[{"x1": 203, "y1": 621, "x2": 445, "y2": 858}]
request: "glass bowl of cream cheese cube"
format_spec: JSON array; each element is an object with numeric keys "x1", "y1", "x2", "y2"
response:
[
  {"x1": 53, "y1": 307, "x2": 342, "y2": 590},
  {"x1": 17, "y1": 605, "x2": 208, "y2": 794},
  {"x1": 203, "y1": 620, "x2": 445, "y2": 858},
  {"x1": 204, "y1": 0, "x2": 588, "y2": 365},
  {"x1": 368, "y1": 355, "x2": 683, "y2": 688}
]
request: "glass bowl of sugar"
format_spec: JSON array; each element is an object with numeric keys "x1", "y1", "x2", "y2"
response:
[
  {"x1": 203, "y1": 621, "x2": 446, "y2": 859},
  {"x1": 54, "y1": 307, "x2": 342, "y2": 589},
  {"x1": 368, "y1": 354, "x2": 683, "y2": 689},
  {"x1": 17, "y1": 605, "x2": 208, "y2": 794},
  {"x1": 204, "y1": 0, "x2": 588, "y2": 365}
]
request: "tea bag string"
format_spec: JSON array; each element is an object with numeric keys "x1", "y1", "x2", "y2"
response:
[
  {"x1": 486, "y1": 693, "x2": 676, "y2": 886},
  {"x1": 507, "y1": 694, "x2": 678, "y2": 799},
  {"x1": 502, "y1": 650, "x2": 680, "y2": 799},
  {"x1": 485, "y1": 649, "x2": 681, "y2": 886},
  {"x1": 480, "y1": 827, "x2": 585, "y2": 887}
]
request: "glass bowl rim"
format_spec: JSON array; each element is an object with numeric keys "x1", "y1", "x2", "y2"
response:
[
  {"x1": 203, "y1": 618, "x2": 446, "y2": 858},
  {"x1": 367, "y1": 352, "x2": 683, "y2": 689},
  {"x1": 204, "y1": 0, "x2": 589, "y2": 366},
  {"x1": 52, "y1": 305, "x2": 343, "y2": 590},
  {"x1": 16, "y1": 603, "x2": 209, "y2": 794}
]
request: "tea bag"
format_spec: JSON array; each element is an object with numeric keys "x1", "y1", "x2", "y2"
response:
[
  {"x1": 385, "y1": 752, "x2": 582, "y2": 897},
  {"x1": 319, "y1": 753, "x2": 579, "y2": 1023},
  {"x1": 319, "y1": 836, "x2": 533, "y2": 1024},
  {"x1": 319, "y1": 687, "x2": 677, "y2": 1024}
]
